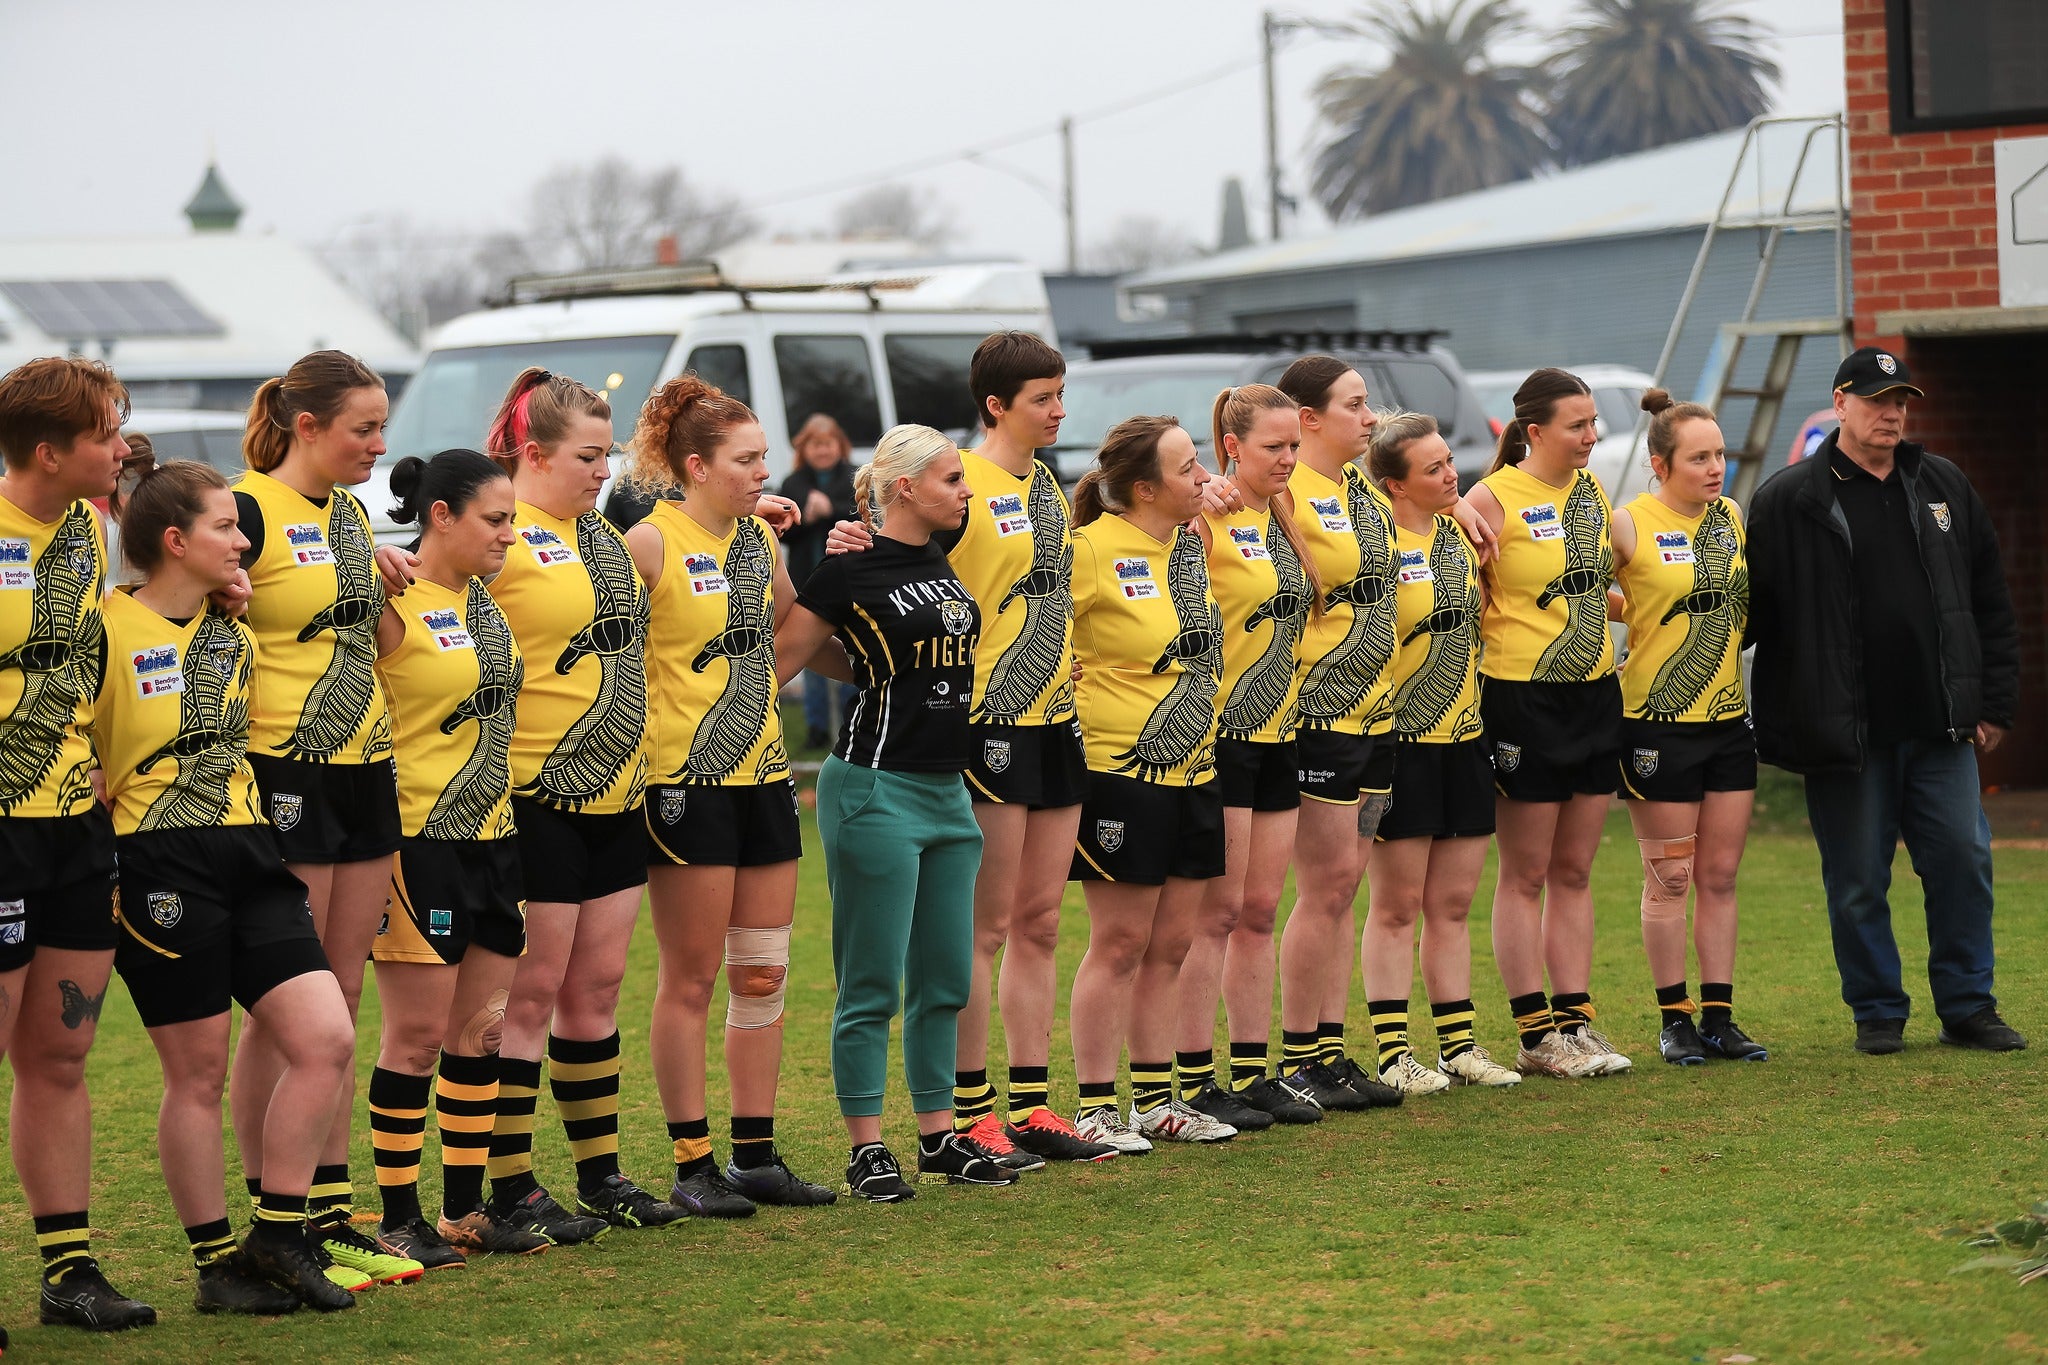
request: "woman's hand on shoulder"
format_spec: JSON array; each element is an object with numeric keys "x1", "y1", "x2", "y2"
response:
[
  {"x1": 1450, "y1": 492, "x2": 1501, "y2": 565},
  {"x1": 374, "y1": 544, "x2": 418, "y2": 599},
  {"x1": 208, "y1": 567, "x2": 252, "y2": 617},
  {"x1": 825, "y1": 518, "x2": 874, "y2": 556},
  {"x1": 1198, "y1": 473, "x2": 1241, "y2": 518},
  {"x1": 754, "y1": 493, "x2": 800, "y2": 535}
]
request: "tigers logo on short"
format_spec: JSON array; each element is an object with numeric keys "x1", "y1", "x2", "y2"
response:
[
  {"x1": 1928, "y1": 502, "x2": 1951, "y2": 533},
  {"x1": 147, "y1": 891, "x2": 182, "y2": 929},
  {"x1": 1494, "y1": 742, "x2": 1522, "y2": 773},
  {"x1": 1633, "y1": 747, "x2": 1660, "y2": 778},
  {"x1": 1096, "y1": 819, "x2": 1125, "y2": 853},
  {"x1": 983, "y1": 738, "x2": 1012, "y2": 774},
  {"x1": 939, "y1": 600, "x2": 974, "y2": 636},
  {"x1": 659, "y1": 788, "x2": 687, "y2": 824},
  {"x1": 270, "y1": 792, "x2": 304, "y2": 832}
]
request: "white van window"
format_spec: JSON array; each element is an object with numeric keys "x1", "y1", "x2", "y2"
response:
[
  {"x1": 883, "y1": 334, "x2": 984, "y2": 441},
  {"x1": 773, "y1": 335, "x2": 882, "y2": 446},
  {"x1": 383, "y1": 336, "x2": 671, "y2": 459},
  {"x1": 684, "y1": 344, "x2": 752, "y2": 409},
  {"x1": 1381, "y1": 358, "x2": 1460, "y2": 439}
]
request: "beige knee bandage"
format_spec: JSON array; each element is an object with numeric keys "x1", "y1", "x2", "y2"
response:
[
  {"x1": 1638, "y1": 834, "x2": 1697, "y2": 924},
  {"x1": 725, "y1": 925, "x2": 791, "y2": 1030},
  {"x1": 456, "y1": 988, "x2": 509, "y2": 1055}
]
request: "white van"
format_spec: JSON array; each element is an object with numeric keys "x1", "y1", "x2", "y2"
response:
[{"x1": 364, "y1": 260, "x2": 1056, "y2": 539}]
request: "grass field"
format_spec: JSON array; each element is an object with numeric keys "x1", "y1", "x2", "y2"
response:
[{"x1": 0, "y1": 768, "x2": 2043, "y2": 1362}]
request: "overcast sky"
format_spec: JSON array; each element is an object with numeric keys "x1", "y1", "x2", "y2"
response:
[{"x1": 2, "y1": 0, "x2": 1847, "y2": 271}]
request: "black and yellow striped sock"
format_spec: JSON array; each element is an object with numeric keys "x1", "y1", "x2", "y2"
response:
[
  {"x1": 1368, "y1": 999, "x2": 1410, "y2": 1068},
  {"x1": 1552, "y1": 992, "x2": 1595, "y2": 1035},
  {"x1": 1432, "y1": 998, "x2": 1477, "y2": 1061},
  {"x1": 730, "y1": 1115, "x2": 773, "y2": 1171},
  {"x1": 1006, "y1": 1066, "x2": 1050, "y2": 1124},
  {"x1": 548, "y1": 1032, "x2": 622, "y2": 1198},
  {"x1": 243, "y1": 1175, "x2": 263, "y2": 1210},
  {"x1": 438, "y1": 1051, "x2": 499, "y2": 1221},
  {"x1": 1657, "y1": 982, "x2": 1696, "y2": 1027},
  {"x1": 1510, "y1": 991, "x2": 1553, "y2": 1048},
  {"x1": 1699, "y1": 982, "x2": 1733, "y2": 1029},
  {"x1": 487, "y1": 1055, "x2": 543, "y2": 1208},
  {"x1": 34, "y1": 1211, "x2": 92, "y2": 1285},
  {"x1": 1228, "y1": 1041, "x2": 1268, "y2": 1092},
  {"x1": 307, "y1": 1164, "x2": 351, "y2": 1222},
  {"x1": 253, "y1": 1190, "x2": 308, "y2": 1230},
  {"x1": 369, "y1": 1066, "x2": 430, "y2": 1227},
  {"x1": 668, "y1": 1117, "x2": 714, "y2": 1183},
  {"x1": 1280, "y1": 1029, "x2": 1320, "y2": 1076},
  {"x1": 1077, "y1": 1080, "x2": 1118, "y2": 1117},
  {"x1": 1175, "y1": 1049, "x2": 1215, "y2": 1102},
  {"x1": 1130, "y1": 1060, "x2": 1173, "y2": 1114},
  {"x1": 185, "y1": 1217, "x2": 236, "y2": 1270},
  {"x1": 952, "y1": 1068, "x2": 996, "y2": 1132},
  {"x1": 1317, "y1": 1021, "x2": 1347, "y2": 1067}
]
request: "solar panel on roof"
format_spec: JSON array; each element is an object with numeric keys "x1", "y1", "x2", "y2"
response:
[{"x1": 0, "y1": 279, "x2": 224, "y2": 340}]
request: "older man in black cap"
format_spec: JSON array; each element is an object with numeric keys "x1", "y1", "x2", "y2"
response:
[{"x1": 1747, "y1": 346, "x2": 2024, "y2": 1056}]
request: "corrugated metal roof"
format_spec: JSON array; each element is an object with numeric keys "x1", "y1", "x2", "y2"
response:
[{"x1": 1129, "y1": 122, "x2": 1843, "y2": 288}]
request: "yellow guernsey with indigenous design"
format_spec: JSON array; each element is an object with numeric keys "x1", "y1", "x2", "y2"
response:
[
  {"x1": 487, "y1": 502, "x2": 648, "y2": 813},
  {"x1": 1203, "y1": 504, "x2": 1310, "y2": 744},
  {"x1": 643, "y1": 502, "x2": 788, "y2": 787},
  {"x1": 236, "y1": 470, "x2": 390, "y2": 764},
  {"x1": 1477, "y1": 463, "x2": 1616, "y2": 683},
  {"x1": 950, "y1": 451, "x2": 1076, "y2": 727},
  {"x1": 1292, "y1": 462, "x2": 1398, "y2": 737},
  {"x1": 1070, "y1": 515, "x2": 1221, "y2": 786},
  {"x1": 1617, "y1": 494, "x2": 1749, "y2": 723},
  {"x1": 94, "y1": 591, "x2": 262, "y2": 834},
  {"x1": 0, "y1": 496, "x2": 104, "y2": 816},
  {"x1": 1390, "y1": 516, "x2": 1482, "y2": 743},
  {"x1": 376, "y1": 577, "x2": 524, "y2": 840}
]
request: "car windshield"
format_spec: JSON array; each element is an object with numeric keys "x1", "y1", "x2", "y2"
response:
[
  {"x1": 380, "y1": 335, "x2": 674, "y2": 461},
  {"x1": 1051, "y1": 365, "x2": 1242, "y2": 454}
]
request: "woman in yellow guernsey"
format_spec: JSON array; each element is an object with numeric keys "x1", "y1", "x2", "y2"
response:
[
  {"x1": 477, "y1": 370, "x2": 684, "y2": 1233},
  {"x1": 1467, "y1": 368, "x2": 1629, "y2": 1079},
  {"x1": 1174, "y1": 384, "x2": 1324, "y2": 1131},
  {"x1": 1359, "y1": 414, "x2": 1524, "y2": 1092},
  {"x1": 226, "y1": 350, "x2": 423, "y2": 1287},
  {"x1": 98, "y1": 458, "x2": 358, "y2": 1314},
  {"x1": 622, "y1": 375, "x2": 835, "y2": 1214},
  {"x1": 1612, "y1": 391, "x2": 1767, "y2": 1067},
  {"x1": 1066, "y1": 416, "x2": 1237, "y2": 1151}
]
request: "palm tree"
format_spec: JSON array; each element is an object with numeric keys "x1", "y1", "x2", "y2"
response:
[
  {"x1": 1548, "y1": 0, "x2": 1781, "y2": 167},
  {"x1": 1311, "y1": 0, "x2": 1554, "y2": 221}
]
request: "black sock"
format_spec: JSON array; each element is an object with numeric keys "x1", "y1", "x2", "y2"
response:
[
  {"x1": 1700, "y1": 982, "x2": 1733, "y2": 1028},
  {"x1": 307, "y1": 1163, "x2": 350, "y2": 1222},
  {"x1": 1510, "y1": 991, "x2": 1553, "y2": 1048},
  {"x1": 1280, "y1": 1029, "x2": 1320, "y2": 1075},
  {"x1": 668, "y1": 1117, "x2": 715, "y2": 1183},
  {"x1": 952, "y1": 1068, "x2": 995, "y2": 1131},
  {"x1": 185, "y1": 1218, "x2": 236, "y2": 1270},
  {"x1": 1656, "y1": 981, "x2": 1695, "y2": 1027},
  {"x1": 1131, "y1": 1060, "x2": 1173, "y2": 1114},
  {"x1": 1432, "y1": 999, "x2": 1477, "y2": 1062},
  {"x1": 369, "y1": 1065, "x2": 430, "y2": 1228},
  {"x1": 1077, "y1": 1080, "x2": 1117, "y2": 1114},
  {"x1": 34, "y1": 1211, "x2": 92, "y2": 1285},
  {"x1": 487, "y1": 1055, "x2": 544, "y2": 1210},
  {"x1": 917, "y1": 1130, "x2": 949, "y2": 1157},
  {"x1": 730, "y1": 1116, "x2": 774, "y2": 1170},
  {"x1": 1006, "y1": 1065, "x2": 1050, "y2": 1124},
  {"x1": 1175, "y1": 1049, "x2": 1215, "y2": 1102},
  {"x1": 1227, "y1": 1041, "x2": 1267, "y2": 1092},
  {"x1": 1317, "y1": 1021, "x2": 1346, "y2": 1066},
  {"x1": 1551, "y1": 991, "x2": 1594, "y2": 1035}
]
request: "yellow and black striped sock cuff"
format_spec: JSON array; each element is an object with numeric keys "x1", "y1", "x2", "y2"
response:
[
  {"x1": 1130, "y1": 1061, "x2": 1173, "y2": 1113},
  {"x1": 1174, "y1": 1050, "x2": 1215, "y2": 1101},
  {"x1": 370, "y1": 1066, "x2": 432, "y2": 1186},
  {"x1": 1228, "y1": 1041, "x2": 1268, "y2": 1091},
  {"x1": 1368, "y1": 999, "x2": 1411, "y2": 1064},
  {"x1": 185, "y1": 1218, "x2": 236, "y2": 1268},
  {"x1": 307, "y1": 1164, "x2": 351, "y2": 1219},
  {"x1": 1317, "y1": 1022, "x2": 1347, "y2": 1065},
  {"x1": 952, "y1": 1069, "x2": 996, "y2": 1129},
  {"x1": 1006, "y1": 1066, "x2": 1050, "y2": 1124},
  {"x1": 1431, "y1": 999, "x2": 1477, "y2": 1059},
  {"x1": 34, "y1": 1211, "x2": 91, "y2": 1280}
]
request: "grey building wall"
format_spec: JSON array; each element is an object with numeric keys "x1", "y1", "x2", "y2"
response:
[{"x1": 1154, "y1": 227, "x2": 1850, "y2": 447}]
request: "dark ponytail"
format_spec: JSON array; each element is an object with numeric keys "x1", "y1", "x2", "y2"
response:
[
  {"x1": 1485, "y1": 367, "x2": 1592, "y2": 476},
  {"x1": 389, "y1": 448, "x2": 509, "y2": 527},
  {"x1": 112, "y1": 449, "x2": 231, "y2": 576},
  {"x1": 242, "y1": 349, "x2": 383, "y2": 473}
]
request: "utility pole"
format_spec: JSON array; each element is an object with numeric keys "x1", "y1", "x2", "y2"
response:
[
  {"x1": 1263, "y1": 12, "x2": 1282, "y2": 241},
  {"x1": 1060, "y1": 116, "x2": 1077, "y2": 272}
]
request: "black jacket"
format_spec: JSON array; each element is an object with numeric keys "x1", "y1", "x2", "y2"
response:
[
  {"x1": 1745, "y1": 432, "x2": 2018, "y2": 774},
  {"x1": 779, "y1": 461, "x2": 858, "y2": 583}
]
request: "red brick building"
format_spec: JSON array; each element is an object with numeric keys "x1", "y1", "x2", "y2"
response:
[{"x1": 1844, "y1": 0, "x2": 2048, "y2": 784}]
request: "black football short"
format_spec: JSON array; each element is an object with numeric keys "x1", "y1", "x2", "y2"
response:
[
  {"x1": 1378, "y1": 740, "x2": 1496, "y2": 842},
  {"x1": 1070, "y1": 772, "x2": 1225, "y2": 885},
  {"x1": 376, "y1": 836, "x2": 526, "y2": 965},
  {"x1": 1617, "y1": 717, "x2": 1757, "y2": 803},
  {"x1": 645, "y1": 782, "x2": 803, "y2": 868},
  {"x1": 0, "y1": 807, "x2": 117, "y2": 971},
  {"x1": 114, "y1": 824, "x2": 330, "y2": 1027},
  {"x1": 511, "y1": 797, "x2": 647, "y2": 904},
  {"x1": 246, "y1": 754, "x2": 401, "y2": 864},
  {"x1": 1296, "y1": 729, "x2": 1394, "y2": 805},
  {"x1": 1216, "y1": 738, "x2": 1301, "y2": 812},
  {"x1": 966, "y1": 721, "x2": 1088, "y2": 810},
  {"x1": 1480, "y1": 675, "x2": 1623, "y2": 803}
]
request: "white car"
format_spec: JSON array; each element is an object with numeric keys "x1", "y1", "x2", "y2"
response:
[{"x1": 1467, "y1": 365, "x2": 1655, "y2": 500}]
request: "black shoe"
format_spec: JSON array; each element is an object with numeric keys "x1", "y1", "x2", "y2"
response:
[
  {"x1": 1334, "y1": 1055, "x2": 1406, "y2": 1107},
  {"x1": 503, "y1": 1187, "x2": 608, "y2": 1245},
  {"x1": 664, "y1": 1168, "x2": 755, "y2": 1220},
  {"x1": 957, "y1": 1117, "x2": 1046, "y2": 1174},
  {"x1": 240, "y1": 1225, "x2": 357, "y2": 1312},
  {"x1": 38, "y1": 1260, "x2": 158, "y2": 1330},
  {"x1": 1187, "y1": 1080, "x2": 1275, "y2": 1131},
  {"x1": 1854, "y1": 1017, "x2": 1907, "y2": 1055},
  {"x1": 844, "y1": 1143, "x2": 916, "y2": 1203},
  {"x1": 437, "y1": 1204, "x2": 549, "y2": 1256},
  {"x1": 1003, "y1": 1109, "x2": 1119, "y2": 1163},
  {"x1": 916, "y1": 1133, "x2": 1020, "y2": 1186},
  {"x1": 1939, "y1": 1006, "x2": 2028, "y2": 1052},
  {"x1": 724, "y1": 1154, "x2": 838, "y2": 1207},
  {"x1": 376, "y1": 1217, "x2": 466, "y2": 1271},
  {"x1": 1290, "y1": 1060, "x2": 1370, "y2": 1112},
  {"x1": 1699, "y1": 1017, "x2": 1770, "y2": 1061},
  {"x1": 1236, "y1": 1075, "x2": 1324, "y2": 1125},
  {"x1": 1658, "y1": 1017, "x2": 1710, "y2": 1066},
  {"x1": 195, "y1": 1252, "x2": 300, "y2": 1316}
]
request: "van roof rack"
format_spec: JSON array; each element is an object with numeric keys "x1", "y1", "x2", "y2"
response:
[
  {"x1": 1082, "y1": 329, "x2": 1447, "y2": 360},
  {"x1": 493, "y1": 260, "x2": 931, "y2": 310}
]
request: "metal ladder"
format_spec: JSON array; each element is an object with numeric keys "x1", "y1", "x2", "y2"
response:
[{"x1": 1616, "y1": 114, "x2": 1854, "y2": 505}]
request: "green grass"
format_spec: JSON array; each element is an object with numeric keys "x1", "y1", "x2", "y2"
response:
[{"x1": 2, "y1": 762, "x2": 2044, "y2": 1362}]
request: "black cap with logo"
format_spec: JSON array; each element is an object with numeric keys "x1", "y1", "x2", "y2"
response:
[{"x1": 1832, "y1": 346, "x2": 1925, "y2": 399}]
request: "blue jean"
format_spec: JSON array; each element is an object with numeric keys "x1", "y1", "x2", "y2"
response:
[
  {"x1": 802, "y1": 670, "x2": 857, "y2": 739},
  {"x1": 1803, "y1": 737, "x2": 1998, "y2": 1026}
]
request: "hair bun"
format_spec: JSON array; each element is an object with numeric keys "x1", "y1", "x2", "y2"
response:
[{"x1": 1639, "y1": 388, "x2": 1675, "y2": 415}]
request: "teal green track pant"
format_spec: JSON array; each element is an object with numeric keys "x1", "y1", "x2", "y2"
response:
[{"x1": 816, "y1": 757, "x2": 983, "y2": 1117}]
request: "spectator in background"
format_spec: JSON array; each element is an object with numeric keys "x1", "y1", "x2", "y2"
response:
[{"x1": 780, "y1": 414, "x2": 859, "y2": 749}]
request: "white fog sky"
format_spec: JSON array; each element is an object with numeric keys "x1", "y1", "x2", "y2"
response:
[{"x1": 1, "y1": 0, "x2": 1847, "y2": 268}]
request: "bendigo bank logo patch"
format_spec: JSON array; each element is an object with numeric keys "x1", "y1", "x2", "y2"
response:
[{"x1": 132, "y1": 644, "x2": 184, "y2": 697}]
